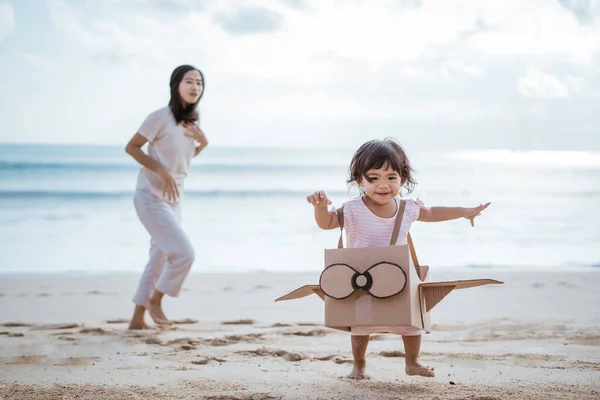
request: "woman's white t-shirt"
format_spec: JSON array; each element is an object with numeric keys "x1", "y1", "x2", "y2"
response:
[{"x1": 135, "y1": 106, "x2": 198, "y2": 203}]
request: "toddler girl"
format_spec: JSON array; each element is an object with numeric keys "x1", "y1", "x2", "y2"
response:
[{"x1": 306, "y1": 138, "x2": 490, "y2": 379}]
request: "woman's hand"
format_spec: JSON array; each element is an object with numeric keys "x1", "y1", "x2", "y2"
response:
[
  {"x1": 183, "y1": 122, "x2": 206, "y2": 143},
  {"x1": 183, "y1": 122, "x2": 208, "y2": 156},
  {"x1": 462, "y1": 202, "x2": 491, "y2": 227},
  {"x1": 156, "y1": 166, "x2": 179, "y2": 202}
]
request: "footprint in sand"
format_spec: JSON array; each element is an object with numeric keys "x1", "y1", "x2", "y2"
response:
[
  {"x1": 221, "y1": 319, "x2": 255, "y2": 325},
  {"x1": 1, "y1": 322, "x2": 31, "y2": 328},
  {"x1": 557, "y1": 281, "x2": 577, "y2": 288},
  {"x1": 57, "y1": 336, "x2": 78, "y2": 341},
  {"x1": 30, "y1": 323, "x2": 79, "y2": 331},
  {"x1": 144, "y1": 336, "x2": 163, "y2": 345},
  {"x1": 532, "y1": 282, "x2": 545, "y2": 288},
  {"x1": 334, "y1": 358, "x2": 353, "y2": 364},
  {"x1": 196, "y1": 333, "x2": 265, "y2": 347},
  {"x1": 313, "y1": 355, "x2": 337, "y2": 361},
  {"x1": 283, "y1": 329, "x2": 330, "y2": 337},
  {"x1": 165, "y1": 337, "x2": 201, "y2": 346},
  {"x1": 380, "y1": 351, "x2": 405, "y2": 357},
  {"x1": 79, "y1": 327, "x2": 115, "y2": 335},
  {"x1": 172, "y1": 318, "x2": 198, "y2": 325},
  {"x1": 52, "y1": 357, "x2": 100, "y2": 366},
  {"x1": 236, "y1": 347, "x2": 303, "y2": 362},
  {"x1": 7, "y1": 355, "x2": 46, "y2": 365},
  {"x1": 228, "y1": 334, "x2": 262, "y2": 345},
  {"x1": 191, "y1": 357, "x2": 226, "y2": 365},
  {"x1": 50, "y1": 331, "x2": 74, "y2": 336},
  {"x1": 86, "y1": 290, "x2": 118, "y2": 296},
  {"x1": 106, "y1": 318, "x2": 129, "y2": 324},
  {"x1": 313, "y1": 355, "x2": 351, "y2": 363}
]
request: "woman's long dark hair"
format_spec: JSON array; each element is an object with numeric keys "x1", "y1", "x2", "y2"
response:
[{"x1": 168, "y1": 64, "x2": 204, "y2": 124}]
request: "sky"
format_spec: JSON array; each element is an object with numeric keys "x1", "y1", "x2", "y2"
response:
[{"x1": 0, "y1": 0, "x2": 599, "y2": 150}]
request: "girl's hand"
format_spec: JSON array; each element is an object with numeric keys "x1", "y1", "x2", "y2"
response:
[
  {"x1": 183, "y1": 122, "x2": 205, "y2": 142},
  {"x1": 156, "y1": 166, "x2": 179, "y2": 202},
  {"x1": 306, "y1": 191, "x2": 332, "y2": 208},
  {"x1": 462, "y1": 202, "x2": 491, "y2": 227}
]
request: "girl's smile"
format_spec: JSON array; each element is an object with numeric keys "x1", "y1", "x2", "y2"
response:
[{"x1": 360, "y1": 165, "x2": 402, "y2": 207}]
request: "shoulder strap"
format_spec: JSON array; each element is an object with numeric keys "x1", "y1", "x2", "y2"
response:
[
  {"x1": 390, "y1": 199, "x2": 421, "y2": 267},
  {"x1": 389, "y1": 200, "x2": 406, "y2": 245},
  {"x1": 407, "y1": 233, "x2": 420, "y2": 267},
  {"x1": 336, "y1": 207, "x2": 344, "y2": 249}
]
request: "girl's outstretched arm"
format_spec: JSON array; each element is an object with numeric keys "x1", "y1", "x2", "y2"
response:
[
  {"x1": 418, "y1": 202, "x2": 491, "y2": 227},
  {"x1": 306, "y1": 191, "x2": 340, "y2": 230}
]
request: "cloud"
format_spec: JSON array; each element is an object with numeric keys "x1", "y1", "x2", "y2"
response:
[
  {"x1": 465, "y1": 0, "x2": 600, "y2": 63},
  {"x1": 21, "y1": 52, "x2": 55, "y2": 68},
  {"x1": 0, "y1": 2, "x2": 15, "y2": 41},
  {"x1": 557, "y1": 0, "x2": 594, "y2": 24},
  {"x1": 97, "y1": 0, "x2": 204, "y2": 15},
  {"x1": 517, "y1": 65, "x2": 582, "y2": 99},
  {"x1": 3, "y1": 0, "x2": 600, "y2": 149},
  {"x1": 47, "y1": 0, "x2": 162, "y2": 63},
  {"x1": 213, "y1": 7, "x2": 283, "y2": 35},
  {"x1": 277, "y1": 0, "x2": 307, "y2": 9}
]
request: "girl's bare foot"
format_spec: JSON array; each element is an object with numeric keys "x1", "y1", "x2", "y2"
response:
[
  {"x1": 147, "y1": 299, "x2": 172, "y2": 325},
  {"x1": 405, "y1": 362, "x2": 435, "y2": 377},
  {"x1": 347, "y1": 361, "x2": 370, "y2": 379}
]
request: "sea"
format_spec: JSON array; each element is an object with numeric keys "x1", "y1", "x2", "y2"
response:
[{"x1": 0, "y1": 143, "x2": 598, "y2": 275}]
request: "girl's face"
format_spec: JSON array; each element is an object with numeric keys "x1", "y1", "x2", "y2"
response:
[
  {"x1": 178, "y1": 70, "x2": 203, "y2": 105},
  {"x1": 358, "y1": 164, "x2": 403, "y2": 206}
]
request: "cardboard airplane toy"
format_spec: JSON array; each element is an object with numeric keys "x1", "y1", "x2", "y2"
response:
[{"x1": 276, "y1": 200, "x2": 503, "y2": 333}]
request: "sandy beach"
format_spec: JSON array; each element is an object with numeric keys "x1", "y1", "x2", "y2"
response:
[{"x1": 1, "y1": 269, "x2": 599, "y2": 399}]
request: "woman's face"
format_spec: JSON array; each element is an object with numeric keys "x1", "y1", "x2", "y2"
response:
[{"x1": 178, "y1": 70, "x2": 203, "y2": 105}]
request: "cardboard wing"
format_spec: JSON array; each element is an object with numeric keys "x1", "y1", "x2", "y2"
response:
[{"x1": 275, "y1": 242, "x2": 502, "y2": 332}]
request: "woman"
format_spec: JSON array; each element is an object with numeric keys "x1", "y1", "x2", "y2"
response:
[{"x1": 125, "y1": 64, "x2": 208, "y2": 329}]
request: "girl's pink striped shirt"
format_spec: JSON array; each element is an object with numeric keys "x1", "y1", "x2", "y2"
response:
[
  {"x1": 334, "y1": 196, "x2": 421, "y2": 248},
  {"x1": 332, "y1": 196, "x2": 424, "y2": 336}
]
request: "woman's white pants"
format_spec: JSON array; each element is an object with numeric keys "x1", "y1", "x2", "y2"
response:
[{"x1": 132, "y1": 189, "x2": 195, "y2": 306}]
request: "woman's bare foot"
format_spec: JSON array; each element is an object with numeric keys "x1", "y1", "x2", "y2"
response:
[
  {"x1": 129, "y1": 305, "x2": 151, "y2": 330},
  {"x1": 128, "y1": 320, "x2": 150, "y2": 330},
  {"x1": 347, "y1": 361, "x2": 370, "y2": 379},
  {"x1": 405, "y1": 362, "x2": 435, "y2": 377},
  {"x1": 147, "y1": 298, "x2": 172, "y2": 325}
]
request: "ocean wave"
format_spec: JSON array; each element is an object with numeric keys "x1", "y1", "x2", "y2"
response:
[
  {"x1": 445, "y1": 150, "x2": 600, "y2": 168},
  {"x1": 0, "y1": 189, "x2": 349, "y2": 200},
  {"x1": 0, "y1": 160, "x2": 345, "y2": 173}
]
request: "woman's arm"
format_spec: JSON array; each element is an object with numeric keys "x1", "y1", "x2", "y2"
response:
[
  {"x1": 125, "y1": 133, "x2": 162, "y2": 173},
  {"x1": 125, "y1": 133, "x2": 179, "y2": 201}
]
